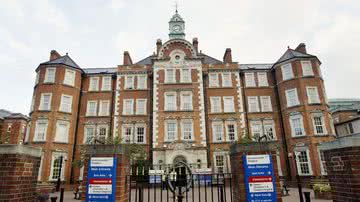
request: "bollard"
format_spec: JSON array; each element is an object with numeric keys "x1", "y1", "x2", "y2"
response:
[
  {"x1": 303, "y1": 191, "x2": 311, "y2": 202},
  {"x1": 50, "y1": 196, "x2": 58, "y2": 202}
]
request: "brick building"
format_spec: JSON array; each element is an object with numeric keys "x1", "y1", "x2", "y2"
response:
[
  {"x1": 329, "y1": 98, "x2": 360, "y2": 136},
  {"x1": 26, "y1": 11, "x2": 335, "y2": 183},
  {"x1": 0, "y1": 109, "x2": 29, "y2": 144}
]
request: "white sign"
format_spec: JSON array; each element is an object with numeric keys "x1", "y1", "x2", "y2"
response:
[
  {"x1": 249, "y1": 182, "x2": 274, "y2": 193},
  {"x1": 246, "y1": 155, "x2": 270, "y2": 165},
  {"x1": 91, "y1": 157, "x2": 114, "y2": 167},
  {"x1": 88, "y1": 184, "x2": 112, "y2": 194}
]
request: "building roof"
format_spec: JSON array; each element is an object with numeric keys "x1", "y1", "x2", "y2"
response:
[
  {"x1": 135, "y1": 55, "x2": 156, "y2": 65},
  {"x1": 83, "y1": 67, "x2": 117, "y2": 74},
  {"x1": 0, "y1": 109, "x2": 29, "y2": 120},
  {"x1": 239, "y1": 63, "x2": 273, "y2": 70},
  {"x1": 329, "y1": 98, "x2": 360, "y2": 113},
  {"x1": 275, "y1": 49, "x2": 316, "y2": 64},
  {"x1": 134, "y1": 53, "x2": 223, "y2": 65},
  {"x1": 40, "y1": 54, "x2": 81, "y2": 69}
]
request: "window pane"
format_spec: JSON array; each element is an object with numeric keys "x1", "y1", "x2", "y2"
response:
[
  {"x1": 222, "y1": 73, "x2": 231, "y2": 87},
  {"x1": 248, "y1": 97, "x2": 259, "y2": 112},
  {"x1": 182, "y1": 120, "x2": 192, "y2": 140},
  {"x1": 89, "y1": 77, "x2": 99, "y2": 91},
  {"x1": 209, "y1": 73, "x2": 219, "y2": 87},
  {"x1": 245, "y1": 73, "x2": 255, "y2": 87},
  {"x1": 166, "y1": 69, "x2": 175, "y2": 83},
  {"x1": 181, "y1": 69, "x2": 191, "y2": 83},
  {"x1": 137, "y1": 127, "x2": 145, "y2": 143},
  {"x1": 261, "y1": 96, "x2": 272, "y2": 112},
  {"x1": 125, "y1": 76, "x2": 134, "y2": 89},
  {"x1": 166, "y1": 94, "x2": 176, "y2": 111},
  {"x1": 313, "y1": 115, "x2": 325, "y2": 134},
  {"x1": 227, "y1": 124, "x2": 235, "y2": 141},
  {"x1": 167, "y1": 122, "x2": 177, "y2": 140},
  {"x1": 213, "y1": 123, "x2": 223, "y2": 141},
  {"x1": 64, "y1": 70, "x2": 75, "y2": 86},
  {"x1": 137, "y1": 75, "x2": 146, "y2": 89},
  {"x1": 224, "y1": 97, "x2": 234, "y2": 112},
  {"x1": 181, "y1": 93, "x2": 192, "y2": 110},
  {"x1": 102, "y1": 77, "x2": 111, "y2": 91},
  {"x1": 302, "y1": 61, "x2": 313, "y2": 76},
  {"x1": 282, "y1": 64, "x2": 294, "y2": 80},
  {"x1": 257, "y1": 72, "x2": 268, "y2": 87},
  {"x1": 211, "y1": 97, "x2": 221, "y2": 113}
]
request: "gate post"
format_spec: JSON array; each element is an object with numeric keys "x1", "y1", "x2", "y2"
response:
[
  {"x1": 229, "y1": 142, "x2": 282, "y2": 202},
  {"x1": 81, "y1": 145, "x2": 130, "y2": 202}
]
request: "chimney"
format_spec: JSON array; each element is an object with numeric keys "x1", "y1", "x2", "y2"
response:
[
  {"x1": 50, "y1": 50, "x2": 61, "y2": 60},
  {"x1": 223, "y1": 48, "x2": 232, "y2": 63},
  {"x1": 123, "y1": 51, "x2": 133, "y2": 65},
  {"x1": 192, "y1": 38, "x2": 198, "y2": 53},
  {"x1": 295, "y1": 43, "x2": 307, "y2": 54},
  {"x1": 156, "y1": 39, "x2": 162, "y2": 55}
]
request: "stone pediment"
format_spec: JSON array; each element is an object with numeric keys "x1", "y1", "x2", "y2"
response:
[{"x1": 167, "y1": 141, "x2": 192, "y2": 150}]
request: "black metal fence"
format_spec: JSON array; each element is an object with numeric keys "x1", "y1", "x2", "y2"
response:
[{"x1": 127, "y1": 173, "x2": 233, "y2": 202}]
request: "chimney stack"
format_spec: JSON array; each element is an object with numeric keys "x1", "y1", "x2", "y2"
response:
[
  {"x1": 223, "y1": 48, "x2": 232, "y2": 63},
  {"x1": 295, "y1": 43, "x2": 307, "y2": 54},
  {"x1": 50, "y1": 50, "x2": 61, "y2": 60},
  {"x1": 156, "y1": 39, "x2": 162, "y2": 55},
  {"x1": 192, "y1": 38, "x2": 198, "y2": 53},
  {"x1": 123, "y1": 51, "x2": 133, "y2": 65}
]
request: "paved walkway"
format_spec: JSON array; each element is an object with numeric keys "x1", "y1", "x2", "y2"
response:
[{"x1": 55, "y1": 187, "x2": 333, "y2": 202}]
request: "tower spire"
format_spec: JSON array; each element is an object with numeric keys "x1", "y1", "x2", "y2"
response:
[{"x1": 168, "y1": 4, "x2": 185, "y2": 39}]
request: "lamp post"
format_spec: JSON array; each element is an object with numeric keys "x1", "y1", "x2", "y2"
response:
[
  {"x1": 56, "y1": 155, "x2": 64, "y2": 192},
  {"x1": 289, "y1": 152, "x2": 304, "y2": 202}
]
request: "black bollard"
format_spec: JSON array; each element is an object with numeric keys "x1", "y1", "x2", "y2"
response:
[
  {"x1": 60, "y1": 188, "x2": 64, "y2": 202},
  {"x1": 303, "y1": 191, "x2": 311, "y2": 202},
  {"x1": 50, "y1": 196, "x2": 58, "y2": 202}
]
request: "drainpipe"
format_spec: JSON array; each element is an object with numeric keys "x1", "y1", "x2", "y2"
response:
[
  {"x1": 203, "y1": 73, "x2": 211, "y2": 168},
  {"x1": 240, "y1": 72, "x2": 250, "y2": 137}
]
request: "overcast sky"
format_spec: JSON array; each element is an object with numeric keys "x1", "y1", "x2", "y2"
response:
[{"x1": 0, "y1": 0, "x2": 359, "y2": 115}]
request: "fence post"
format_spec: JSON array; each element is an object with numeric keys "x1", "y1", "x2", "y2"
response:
[{"x1": 220, "y1": 186, "x2": 224, "y2": 202}]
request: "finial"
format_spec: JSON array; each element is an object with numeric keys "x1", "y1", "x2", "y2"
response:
[
  {"x1": 174, "y1": 1, "x2": 178, "y2": 13},
  {"x1": 66, "y1": 52, "x2": 68, "y2": 55}
]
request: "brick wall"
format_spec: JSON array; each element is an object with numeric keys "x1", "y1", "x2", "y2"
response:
[
  {"x1": 320, "y1": 135, "x2": 360, "y2": 202},
  {"x1": 0, "y1": 145, "x2": 42, "y2": 202},
  {"x1": 81, "y1": 145, "x2": 130, "y2": 202},
  {"x1": 230, "y1": 143, "x2": 282, "y2": 202}
]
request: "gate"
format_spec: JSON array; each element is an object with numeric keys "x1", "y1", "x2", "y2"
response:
[{"x1": 127, "y1": 173, "x2": 233, "y2": 202}]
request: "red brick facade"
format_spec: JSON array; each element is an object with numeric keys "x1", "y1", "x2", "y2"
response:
[
  {"x1": 0, "y1": 145, "x2": 42, "y2": 202},
  {"x1": 26, "y1": 11, "x2": 335, "y2": 185}
]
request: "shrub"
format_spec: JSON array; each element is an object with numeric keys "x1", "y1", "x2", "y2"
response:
[{"x1": 313, "y1": 184, "x2": 331, "y2": 193}]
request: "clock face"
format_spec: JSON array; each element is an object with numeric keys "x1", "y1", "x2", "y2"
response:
[{"x1": 172, "y1": 25, "x2": 181, "y2": 33}]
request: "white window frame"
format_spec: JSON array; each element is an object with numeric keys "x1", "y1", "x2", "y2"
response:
[
  {"x1": 137, "y1": 75, "x2": 147, "y2": 89},
  {"x1": 39, "y1": 93, "x2": 52, "y2": 111},
  {"x1": 165, "y1": 120, "x2": 177, "y2": 141},
  {"x1": 86, "y1": 101, "x2": 98, "y2": 116},
  {"x1": 84, "y1": 125, "x2": 96, "y2": 144},
  {"x1": 38, "y1": 153, "x2": 44, "y2": 181},
  {"x1": 290, "y1": 114, "x2": 306, "y2": 137},
  {"x1": 260, "y1": 96, "x2": 272, "y2": 112},
  {"x1": 89, "y1": 77, "x2": 99, "y2": 91},
  {"x1": 225, "y1": 121, "x2": 237, "y2": 142},
  {"x1": 59, "y1": 94, "x2": 73, "y2": 113},
  {"x1": 221, "y1": 73, "x2": 232, "y2": 87},
  {"x1": 35, "y1": 71, "x2": 40, "y2": 85},
  {"x1": 122, "y1": 124, "x2": 133, "y2": 143},
  {"x1": 257, "y1": 72, "x2": 268, "y2": 87},
  {"x1": 54, "y1": 120, "x2": 69, "y2": 143},
  {"x1": 44, "y1": 67, "x2": 56, "y2": 83},
  {"x1": 263, "y1": 120, "x2": 276, "y2": 141},
  {"x1": 33, "y1": 120, "x2": 48, "y2": 142},
  {"x1": 99, "y1": 100, "x2": 110, "y2": 116},
  {"x1": 318, "y1": 148, "x2": 327, "y2": 175},
  {"x1": 136, "y1": 99, "x2": 147, "y2": 115},
  {"x1": 124, "y1": 75, "x2": 135, "y2": 89},
  {"x1": 209, "y1": 73, "x2": 219, "y2": 87},
  {"x1": 180, "y1": 68, "x2": 191, "y2": 83},
  {"x1": 101, "y1": 76, "x2": 112, "y2": 91},
  {"x1": 245, "y1": 72, "x2": 256, "y2": 87},
  {"x1": 210, "y1": 97, "x2": 222, "y2": 113},
  {"x1": 135, "y1": 124, "x2": 146, "y2": 144},
  {"x1": 64, "y1": 69, "x2": 75, "y2": 86},
  {"x1": 181, "y1": 119, "x2": 194, "y2": 141},
  {"x1": 248, "y1": 96, "x2": 260, "y2": 112},
  {"x1": 123, "y1": 99, "x2": 134, "y2": 115},
  {"x1": 285, "y1": 88, "x2": 300, "y2": 107},
  {"x1": 306, "y1": 86, "x2": 320, "y2": 104},
  {"x1": 49, "y1": 152, "x2": 67, "y2": 181},
  {"x1": 281, "y1": 63, "x2": 294, "y2": 81},
  {"x1": 312, "y1": 113, "x2": 327, "y2": 135},
  {"x1": 223, "y1": 96, "x2": 235, "y2": 113},
  {"x1": 165, "y1": 69, "x2": 176, "y2": 83},
  {"x1": 165, "y1": 92, "x2": 177, "y2": 111},
  {"x1": 97, "y1": 125, "x2": 109, "y2": 143},
  {"x1": 301, "y1": 61, "x2": 314, "y2": 76},
  {"x1": 212, "y1": 122, "x2": 224, "y2": 142},
  {"x1": 180, "y1": 92, "x2": 193, "y2": 111},
  {"x1": 30, "y1": 94, "x2": 36, "y2": 112},
  {"x1": 250, "y1": 120, "x2": 263, "y2": 141},
  {"x1": 295, "y1": 149, "x2": 313, "y2": 176}
]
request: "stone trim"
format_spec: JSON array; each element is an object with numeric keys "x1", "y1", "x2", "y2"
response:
[
  {"x1": 319, "y1": 133, "x2": 360, "y2": 151},
  {"x1": 0, "y1": 145, "x2": 42, "y2": 157}
]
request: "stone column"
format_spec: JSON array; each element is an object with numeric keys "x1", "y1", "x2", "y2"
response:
[
  {"x1": 0, "y1": 145, "x2": 42, "y2": 201},
  {"x1": 319, "y1": 134, "x2": 360, "y2": 202},
  {"x1": 81, "y1": 145, "x2": 130, "y2": 202},
  {"x1": 230, "y1": 143, "x2": 283, "y2": 202}
]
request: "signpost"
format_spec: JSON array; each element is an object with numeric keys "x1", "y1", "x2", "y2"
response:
[
  {"x1": 243, "y1": 154, "x2": 277, "y2": 202},
  {"x1": 86, "y1": 157, "x2": 117, "y2": 202}
]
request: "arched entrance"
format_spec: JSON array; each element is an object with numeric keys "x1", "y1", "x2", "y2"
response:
[{"x1": 173, "y1": 155, "x2": 187, "y2": 175}]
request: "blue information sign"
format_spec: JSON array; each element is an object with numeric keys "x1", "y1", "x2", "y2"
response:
[
  {"x1": 243, "y1": 154, "x2": 277, "y2": 202},
  {"x1": 86, "y1": 157, "x2": 117, "y2": 202}
]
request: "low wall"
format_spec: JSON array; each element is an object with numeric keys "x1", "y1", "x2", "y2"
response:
[{"x1": 0, "y1": 145, "x2": 42, "y2": 201}]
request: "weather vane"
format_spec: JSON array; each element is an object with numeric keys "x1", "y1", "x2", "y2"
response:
[{"x1": 174, "y1": 1, "x2": 178, "y2": 13}]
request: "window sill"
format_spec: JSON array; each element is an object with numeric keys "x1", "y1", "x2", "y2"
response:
[
  {"x1": 85, "y1": 115, "x2": 98, "y2": 117},
  {"x1": 245, "y1": 86, "x2": 271, "y2": 88},
  {"x1": 308, "y1": 103, "x2": 321, "y2": 106},
  {"x1": 209, "y1": 112, "x2": 223, "y2": 114},
  {"x1": 100, "y1": 90, "x2": 113, "y2": 92},
  {"x1": 38, "y1": 110, "x2": 51, "y2": 112},
  {"x1": 208, "y1": 86, "x2": 233, "y2": 89},
  {"x1": 164, "y1": 110, "x2": 178, "y2": 112},
  {"x1": 53, "y1": 141, "x2": 69, "y2": 144},
  {"x1": 97, "y1": 115, "x2": 111, "y2": 117},
  {"x1": 121, "y1": 114, "x2": 147, "y2": 117},
  {"x1": 314, "y1": 134, "x2": 329, "y2": 137},
  {"x1": 58, "y1": 111, "x2": 72, "y2": 115},
  {"x1": 248, "y1": 111, "x2": 273, "y2": 114},
  {"x1": 302, "y1": 75, "x2": 315, "y2": 78},
  {"x1": 287, "y1": 104, "x2": 302, "y2": 109},
  {"x1": 62, "y1": 83, "x2": 75, "y2": 88},
  {"x1": 87, "y1": 90, "x2": 100, "y2": 92},
  {"x1": 179, "y1": 110, "x2": 194, "y2": 112},
  {"x1": 292, "y1": 135, "x2": 306, "y2": 139},
  {"x1": 43, "y1": 82, "x2": 55, "y2": 85},
  {"x1": 122, "y1": 88, "x2": 147, "y2": 91}
]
